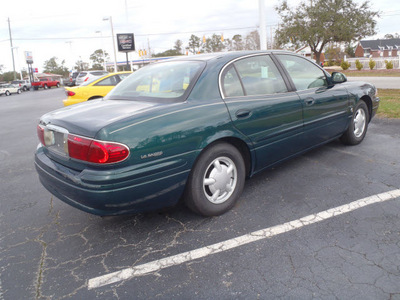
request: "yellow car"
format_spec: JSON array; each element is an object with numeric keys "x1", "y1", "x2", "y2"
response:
[{"x1": 63, "y1": 72, "x2": 132, "y2": 106}]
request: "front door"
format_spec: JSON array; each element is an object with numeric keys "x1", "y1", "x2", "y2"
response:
[{"x1": 275, "y1": 54, "x2": 349, "y2": 148}]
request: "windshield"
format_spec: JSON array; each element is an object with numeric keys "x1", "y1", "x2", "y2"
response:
[{"x1": 106, "y1": 60, "x2": 205, "y2": 102}]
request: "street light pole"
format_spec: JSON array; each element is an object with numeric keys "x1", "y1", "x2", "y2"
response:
[
  {"x1": 103, "y1": 16, "x2": 118, "y2": 72},
  {"x1": 7, "y1": 18, "x2": 17, "y2": 80},
  {"x1": 259, "y1": 0, "x2": 267, "y2": 50},
  {"x1": 11, "y1": 46, "x2": 23, "y2": 80}
]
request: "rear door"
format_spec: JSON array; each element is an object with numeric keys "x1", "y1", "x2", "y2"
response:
[
  {"x1": 275, "y1": 54, "x2": 349, "y2": 148},
  {"x1": 220, "y1": 54, "x2": 304, "y2": 172}
]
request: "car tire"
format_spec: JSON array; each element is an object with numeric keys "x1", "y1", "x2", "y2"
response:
[
  {"x1": 17, "y1": 89, "x2": 21, "y2": 94},
  {"x1": 184, "y1": 142, "x2": 245, "y2": 216},
  {"x1": 340, "y1": 100, "x2": 369, "y2": 145},
  {"x1": 56, "y1": 83, "x2": 60, "y2": 88},
  {"x1": 44, "y1": 85, "x2": 48, "y2": 89},
  {"x1": 5, "y1": 91, "x2": 10, "y2": 96}
]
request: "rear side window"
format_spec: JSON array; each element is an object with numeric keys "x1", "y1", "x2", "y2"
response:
[
  {"x1": 221, "y1": 55, "x2": 288, "y2": 98},
  {"x1": 94, "y1": 75, "x2": 118, "y2": 86},
  {"x1": 276, "y1": 55, "x2": 327, "y2": 91}
]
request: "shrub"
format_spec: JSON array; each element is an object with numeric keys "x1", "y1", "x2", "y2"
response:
[
  {"x1": 341, "y1": 61, "x2": 351, "y2": 70},
  {"x1": 355, "y1": 59, "x2": 363, "y2": 70},
  {"x1": 369, "y1": 59, "x2": 376, "y2": 70},
  {"x1": 385, "y1": 60, "x2": 393, "y2": 69}
]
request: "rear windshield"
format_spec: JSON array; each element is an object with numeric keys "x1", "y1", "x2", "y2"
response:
[
  {"x1": 106, "y1": 61, "x2": 205, "y2": 102},
  {"x1": 90, "y1": 71, "x2": 108, "y2": 76}
]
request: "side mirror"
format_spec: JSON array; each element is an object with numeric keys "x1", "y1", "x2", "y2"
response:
[{"x1": 331, "y1": 72, "x2": 347, "y2": 84}]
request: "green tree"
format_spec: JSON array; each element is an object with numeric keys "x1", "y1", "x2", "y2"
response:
[
  {"x1": 203, "y1": 34, "x2": 225, "y2": 53},
  {"x1": 232, "y1": 34, "x2": 245, "y2": 51},
  {"x1": 245, "y1": 31, "x2": 260, "y2": 50},
  {"x1": 187, "y1": 34, "x2": 202, "y2": 54},
  {"x1": 174, "y1": 40, "x2": 183, "y2": 54},
  {"x1": 384, "y1": 33, "x2": 400, "y2": 39},
  {"x1": 355, "y1": 59, "x2": 363, "y2": 70},
  {"x1": 43, "y1": 57, "x2": 69, "y2": 76},
  {"x1": 153, "y1": 49, "x2": 183, "y2": 57},
  {"x1": 275, "y1": 0, "x2": 379, "y2": 64},
  {"x1": 344, "y1": 43, "x2": 356, "y2": 58},
  {"x1": 89, "y1": 49, "x2": 109, "y2": 70},
  {"x1": 369, "y1": 59, "x2": 376, "y2": 70},
  {"x1": 1, "y1": 71, "x2": 19, "y2": 81}
]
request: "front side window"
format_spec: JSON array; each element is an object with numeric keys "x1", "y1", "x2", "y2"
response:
[
  {"x1": 277, "y1": 55, "x2": 327, "y2": 91},
  {"x1": 106, "y1": 61, "x2": 205, "y2": 101},
  {"x1": 221, "y1": 55, "x2": 288, "y2": 98}
]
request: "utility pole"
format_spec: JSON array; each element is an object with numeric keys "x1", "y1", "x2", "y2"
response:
[
  {"x1": 103, "y1": 16, "x2": 118, "y2": 72},
  {"x1": 259, "y1": 0, "x2": 267, "y2": 50},
  {"x1": 7, "y1": 18, "x2": 17, "y2": 80}
]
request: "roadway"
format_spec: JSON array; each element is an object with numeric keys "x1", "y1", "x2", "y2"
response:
[{"x1": 347, "y1": 76, "x2": 399, "y2": 89}]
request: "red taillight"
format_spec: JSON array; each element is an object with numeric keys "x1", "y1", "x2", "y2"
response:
[
  {"x1": 66, "y1": 90, "x2": 75, "y2": 96},
  {"x1": 37, "y1": 125, "x2": 45, "y2": 146},
  {"x1": 68, "y1": 134, "x2": 129, "y2": 164}
]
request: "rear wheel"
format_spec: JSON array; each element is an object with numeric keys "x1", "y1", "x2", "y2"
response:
[
  {"x1": 44, "y1": 84, "x2": 48, "y2": 89},
  {"x1": 340, "y1": 100, "x2": 369, "y2": 145},
  {"x1": 56, "y1": 83, "x2": 60, "y2": 88},
  {"x1": 5, "y1": 91, "x2": 10, "y2": 96},
  {"x1": 17, "y1": 89, "x2": 21, "y2": 94},
  {"x1": 185, "y1": 143, "x2": 245, "y2": 216},
  {"x1": 23, "y1": 86, "x2": 27, "y2": 91}
]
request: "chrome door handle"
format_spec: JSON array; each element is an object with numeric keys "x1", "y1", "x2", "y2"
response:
[{"x1": 235, "y1": 109, "x2": 251, "y2": 119}]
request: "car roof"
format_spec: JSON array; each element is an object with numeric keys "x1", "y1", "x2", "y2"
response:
[{"x1": 159, "y1": 50, "x2": 295, "y2": 64}]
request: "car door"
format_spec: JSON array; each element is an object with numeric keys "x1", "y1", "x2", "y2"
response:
[
  {"x1": 275, "y1": 54, "x2": 349, "y2": 148},
  {"x1": 220, "y1": 54, "x2": 304, "y2": 172}
]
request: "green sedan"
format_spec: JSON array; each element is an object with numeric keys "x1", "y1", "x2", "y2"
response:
[{"x1": 35, "y1": 51, "x2": 379, "y2": 217}]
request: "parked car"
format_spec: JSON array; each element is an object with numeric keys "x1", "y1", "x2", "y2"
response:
[
  {"x1": 32, "y1": 78, "x2": 61, "y2": 90},
  {"x1": 11, "y1": 80, "x2": 31, "y2": 91},
  {"x1": 0, "y1": 84, "x2": 21, "y2": 96},
  {"x1": 65, "y1": 71, "x2": 79, "y2": 87},
  {"x1": 75, "y1": 70, "x2": 108, "y2": 86},
  {"x1": 35, "y1": 51, "x2": 379, "y2": 217},
  {"x1": 63, "y1": 72, "x2": 132, "y2": 106}
]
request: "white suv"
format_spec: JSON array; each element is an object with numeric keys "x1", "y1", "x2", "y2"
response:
[
  {"x1": 11, "y1": 80, "x2": 31, "y2": 91},
  {"x1": 75, "y1": 71, "x2": 108, "y2": 86}
]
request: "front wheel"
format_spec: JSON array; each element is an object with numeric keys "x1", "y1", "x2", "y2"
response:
[
  {"x1": 5, "y1": 91, "x2": 10, "y2": 96},
  {"x1": 340, "y1": 100, "x2": 369, "y2": 145},
  {"x1": 56, "y1": 83, "x2": 60, "y2": 88},
  {"x1": 184, "y1": 143, "x2": 246, "y2": 216},
  {"x1": 44, "y1": 84, "x2": 48, "y2": 89}
]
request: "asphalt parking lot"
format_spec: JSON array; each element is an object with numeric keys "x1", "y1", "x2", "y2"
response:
[{"x1": 1, "y1": 88, "x2": 399, "y2": 299}]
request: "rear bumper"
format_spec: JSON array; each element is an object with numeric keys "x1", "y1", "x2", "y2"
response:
[
  {"x1": 35, "y1": 146, "x2": 191, "y2": 216},
  {"x1": 63, "y1": 98, "x2": 87, "y2": 106}
]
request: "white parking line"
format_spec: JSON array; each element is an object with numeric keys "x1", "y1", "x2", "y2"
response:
[{"x1": 88, "y1": 189, "x2": 400, "y2": 290}]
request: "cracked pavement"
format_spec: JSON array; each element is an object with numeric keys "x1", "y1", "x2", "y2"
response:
[{"x1": 1, "y1": 89, "x2": 399, "y2": 299}]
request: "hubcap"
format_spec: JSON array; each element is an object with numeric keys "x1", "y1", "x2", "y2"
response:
[
  {"x1": 203, "y1": 156, "x2": 237, "y2": 204},
  {"x1": 353, "y1": 108, "x2": 366, "y2": 138}
]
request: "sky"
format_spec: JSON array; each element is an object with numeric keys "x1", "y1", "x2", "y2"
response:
[{"x1": 0, "y1": 0, "x2": 399, "y2": 74}]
